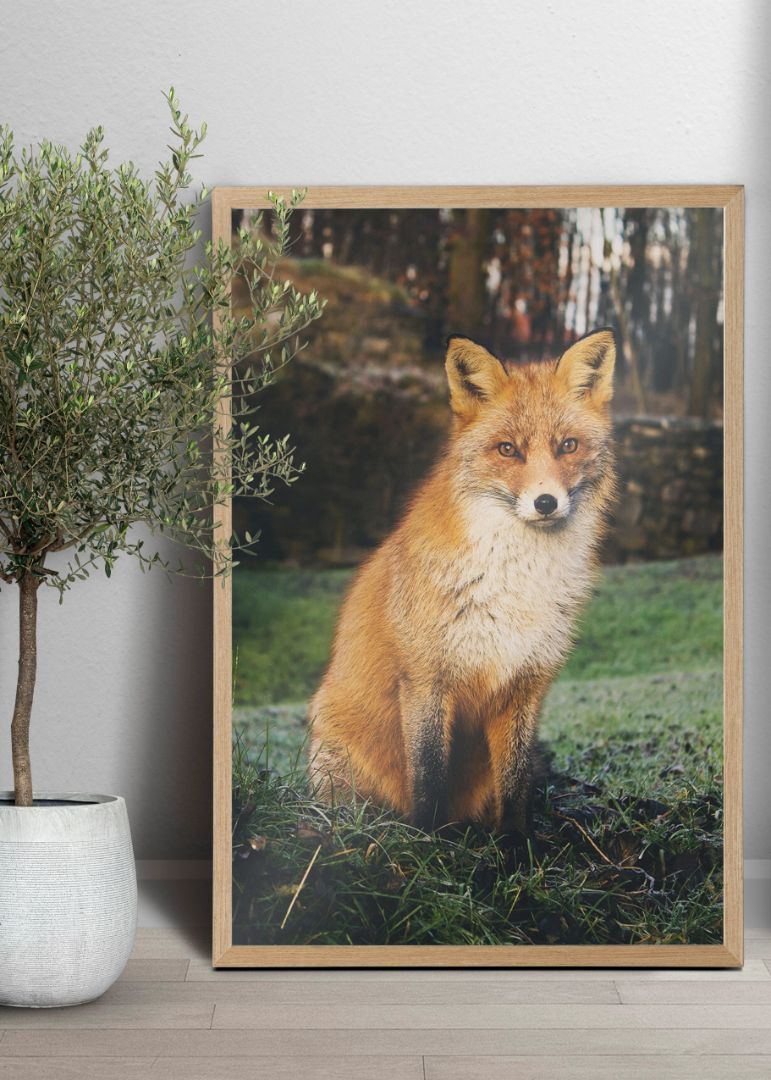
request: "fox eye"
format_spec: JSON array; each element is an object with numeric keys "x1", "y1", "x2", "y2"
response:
[
  {"x1": 498, "y1": 442, "x2": 520, "y2": 459},
  {"x1": 559, "y1": 437, "x2": 578, "y2": 455}
]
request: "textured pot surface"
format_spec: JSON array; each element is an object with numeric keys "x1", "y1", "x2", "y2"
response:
[{"x1": 0, "y1": 792, "x2": 137, "y2": 1007}]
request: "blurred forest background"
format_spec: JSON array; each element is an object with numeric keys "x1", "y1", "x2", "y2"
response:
[
  {"x1": 232, "y1": 206, "x2": 724, "y2": 567},
  {"x1": 235, "y1": 205, "x2": 724, "y2": 416}
]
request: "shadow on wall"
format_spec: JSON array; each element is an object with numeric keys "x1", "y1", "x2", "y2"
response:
[
  {"x1": 743, "y1": 0, "x2": 771, "y2": 868},
  {"x1": 122, "y1": 535, "x2": 213, "y2": 860}
]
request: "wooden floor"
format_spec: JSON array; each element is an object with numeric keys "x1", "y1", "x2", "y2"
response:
[{"x1": 2, "y1": 928, "x2": 771, "y2": 1078}]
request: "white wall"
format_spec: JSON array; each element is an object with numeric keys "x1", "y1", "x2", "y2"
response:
[{"x1": 1, "y1": 2, "x2": 768, "y2": 894}]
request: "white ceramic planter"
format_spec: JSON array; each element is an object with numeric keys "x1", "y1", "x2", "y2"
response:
[{"x1": 0, "y1": 792, "x2": 137, "y2": 1007}]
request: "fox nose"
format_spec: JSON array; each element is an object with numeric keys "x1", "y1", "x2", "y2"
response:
[{"x1": 534, "y1": 493, "x2": 558, "y2": 517}]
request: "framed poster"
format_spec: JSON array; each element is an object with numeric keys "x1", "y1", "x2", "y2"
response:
[{"x1": 212, "y1": 187, "x2": 743, "y2": 968}]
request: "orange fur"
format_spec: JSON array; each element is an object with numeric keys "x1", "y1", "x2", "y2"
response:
[{"x1": 309, "y1": 330, "x2": 618, "y2": 833}]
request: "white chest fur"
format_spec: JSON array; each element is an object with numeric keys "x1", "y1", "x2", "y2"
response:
[{"x1": 434, "y1": 499, "x2": 597, "y2": 685}]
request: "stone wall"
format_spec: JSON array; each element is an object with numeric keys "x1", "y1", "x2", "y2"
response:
[
  {"x1": 606, "y1": 417, "x2": 723, "y2": 563},
  {"x1": 236, "y1": 392, "x2": 723, "y2": 567}
]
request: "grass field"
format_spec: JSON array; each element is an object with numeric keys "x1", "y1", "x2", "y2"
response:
[{"x1": 232, "y1": 555, "x2": 723, "y2": 946}]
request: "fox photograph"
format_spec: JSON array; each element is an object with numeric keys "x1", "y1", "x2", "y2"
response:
[{"x1": 223, "y1": 196, "x2": 733, "y2": 956}]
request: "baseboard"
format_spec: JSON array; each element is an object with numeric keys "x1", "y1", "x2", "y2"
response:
[{"x1": 135, "y1": 859, "x2": 212, "y2": 880}]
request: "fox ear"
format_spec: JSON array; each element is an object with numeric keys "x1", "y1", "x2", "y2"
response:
[
  {"x1": 555, "y1": 329, "x2": 616, "y2": 407},
  {"x1": 445, "y1": 337, "x2": 508, "y2": 418}
]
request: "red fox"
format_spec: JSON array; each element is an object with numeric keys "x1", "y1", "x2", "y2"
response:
[{"x1": 308, "y1": 329, "x2": 617, "y2": 834}]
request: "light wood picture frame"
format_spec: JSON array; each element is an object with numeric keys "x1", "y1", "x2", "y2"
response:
[{"x1": 213, "y1": 186, "x2": 743, "y2": 968}]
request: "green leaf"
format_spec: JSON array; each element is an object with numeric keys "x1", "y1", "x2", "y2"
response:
[{"x1": 0, "y1": 96, "x2": 322, "y2": 594}]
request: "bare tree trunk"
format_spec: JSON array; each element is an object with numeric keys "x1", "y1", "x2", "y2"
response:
[
  {"x1": 11, "y1": 572, "x2": 40, "y2": 807},
  {"x1": 609, "y1": 268, "x2": 648, "y2": 413},
  {"x1": 447, "y1": 209, "x2": 491, "y2": 335},
  {"x1": 688, "y1": 210, "x2": 721, "y2": 418}
]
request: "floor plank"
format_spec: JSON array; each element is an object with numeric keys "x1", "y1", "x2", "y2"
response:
[
  {"x1": 3, "y1": 924, "x2": 771, "y2": 1076},
  {"x1": 85, "y1": 978, "x2": 620, "y2": 1006},
  {"x1": 149, "y1": 1058, "x2": 423, "y2": 1079},
  {"x1": 127, "y1": 931, "x2": 208, "y2": 961},
  {"x1": 0, "y1": 997, "x2": 213, "y2": 1030},
  {"x1": 0, "y1": 1056, "x2": 422, "y2": 1080},
  {"x1": 425, "y1": 1056, "x2": 771, "y2": 1079},
  {"x1": 0, "y1": 1060, "x2": 154, "y2": 1079},
  {"x1": 5, "y1": 1027, "x2": 771, "y2": 1058},
  {"x1": 211, "y1": 1002, "x2": 771, "y2": 1030},
  {"x1": 7, "y1": 1023, "x2": 771, "y2": 1058},
  {"x1": 617, "y1": 980, "x2": 771, "y2": 1003},
  {"x1": 119, "y1": 960, "x2": 190, "y2": 983},
  {"x1": 186, "y1": 958, "x2": 771, "y2": 982}
]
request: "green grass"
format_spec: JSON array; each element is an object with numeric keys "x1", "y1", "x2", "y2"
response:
[
  {"x1": 232, "y1": 556, "x2": 722, "y2": 707},
  {"x1": 233, "y1": 568, "x2": 349, "y2": 707},
  {"x1": 561, "y1": 556, "x2": 722, "y2": 681},
  {"x1": 232, "y1": 555, "x2": 723, "y2": 947}
]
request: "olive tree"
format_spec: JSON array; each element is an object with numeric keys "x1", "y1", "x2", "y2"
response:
[{"x1": 0, "y1": 92, "x2": 323, "y2": 805}]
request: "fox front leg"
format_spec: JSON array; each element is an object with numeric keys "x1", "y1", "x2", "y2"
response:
[
  {"x1": 400, "y1": 683, "x2": 451, "y2": 832},
  {"x1": 486, "y1": 676, "x2": 549, "y2": 838}
]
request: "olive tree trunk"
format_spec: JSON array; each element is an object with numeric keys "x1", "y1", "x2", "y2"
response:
[{"x1": 11, "y1": 572, "x2": 40, "y2": 807}]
